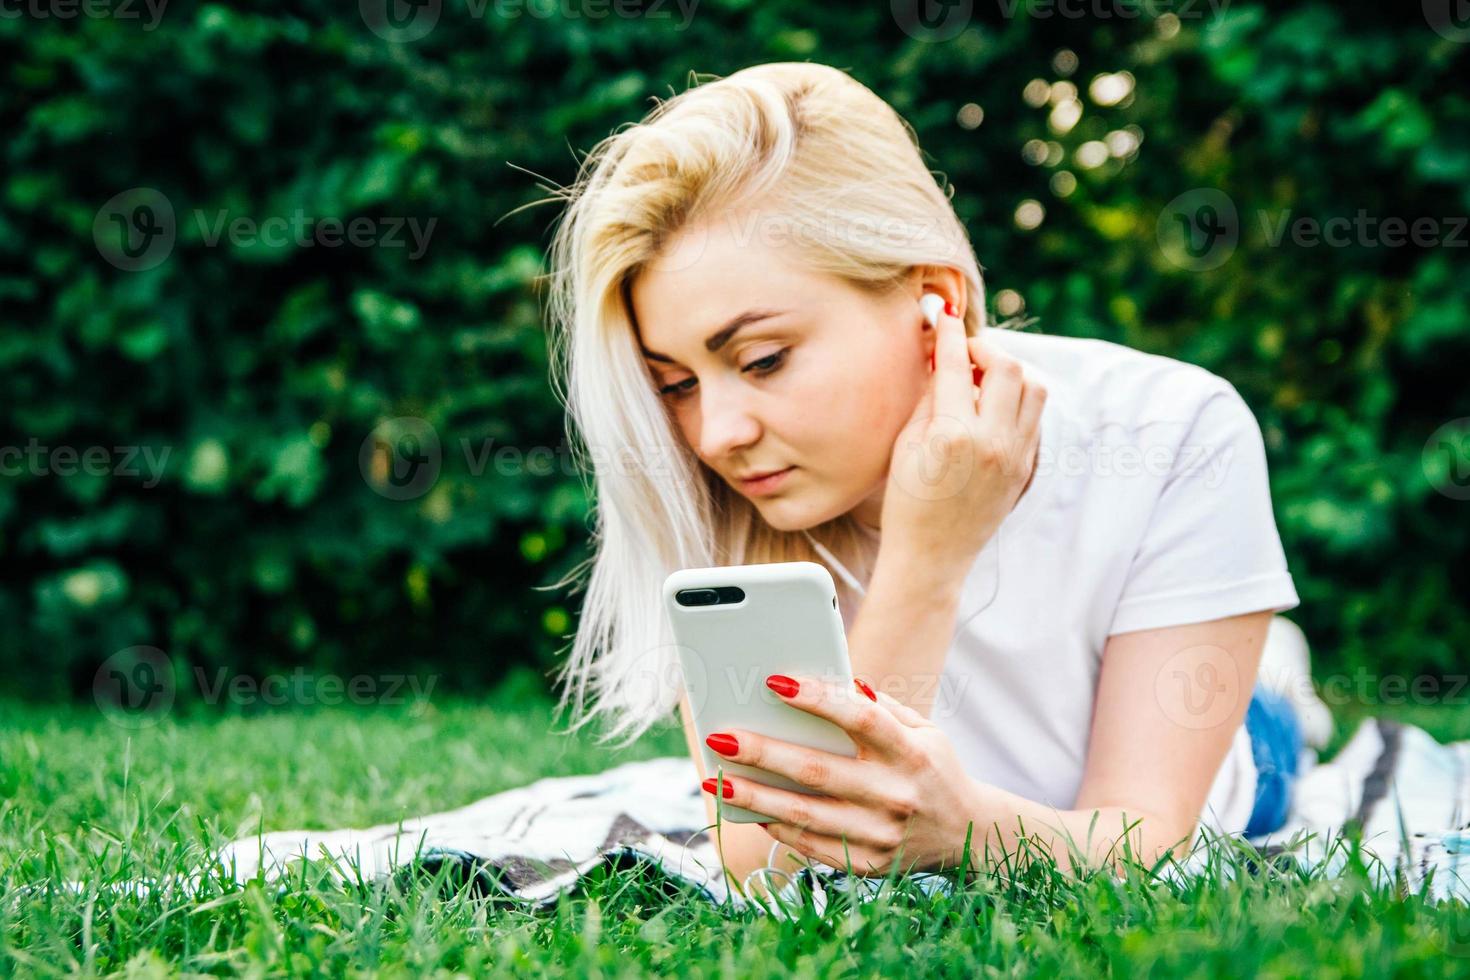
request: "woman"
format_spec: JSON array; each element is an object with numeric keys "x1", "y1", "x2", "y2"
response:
[{"x1": 542, "y1": 62, "x2": 1331, "y2": 892}]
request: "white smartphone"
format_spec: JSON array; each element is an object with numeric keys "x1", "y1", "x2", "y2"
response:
[{"x1": 663, "y1": 560, "x2": 859, "y2": 823}]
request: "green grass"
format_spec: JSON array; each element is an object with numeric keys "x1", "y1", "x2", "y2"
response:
[{"x1": 3, "y1": 669, "x2": 1469, "y2": 977}]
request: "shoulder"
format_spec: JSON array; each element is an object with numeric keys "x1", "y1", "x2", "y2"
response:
[{"x1": 983, "y1": 328, "x2": 1251, "y2": 440}]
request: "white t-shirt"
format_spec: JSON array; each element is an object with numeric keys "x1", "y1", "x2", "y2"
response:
[{"x1": 810, "y1": 328, "x2": 1301, "y2": 836}]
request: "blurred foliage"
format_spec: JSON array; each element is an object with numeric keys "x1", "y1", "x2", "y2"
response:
[{"x1": 1, "y1": 1, "x2": 1466, "y2": 702}]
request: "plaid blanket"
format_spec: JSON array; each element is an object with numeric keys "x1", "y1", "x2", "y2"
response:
[{"x1": 210, "y1": 717, "x2": 1470, "y2": 913}]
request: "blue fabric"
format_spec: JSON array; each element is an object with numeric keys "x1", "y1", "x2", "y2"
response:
[{"x1": 1243, "y1": 684, "x2": 1304, "y2": 836}]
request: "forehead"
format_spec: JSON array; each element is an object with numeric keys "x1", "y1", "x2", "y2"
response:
[{"x1": 630, "y1": 211, "x2": 837, "y2": 350}]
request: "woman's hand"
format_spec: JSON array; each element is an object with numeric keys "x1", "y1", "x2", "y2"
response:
[
  {"x1": 699, "y1": 672, "x2": 984, "y2": 877},
  {"x1": 880, "y1": 299, "x2": 1047, "y2": 578}
]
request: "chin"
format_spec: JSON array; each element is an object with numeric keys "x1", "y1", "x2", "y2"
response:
[{"x1": 751, "y1": 492, "x2": 842, "y2": 533}]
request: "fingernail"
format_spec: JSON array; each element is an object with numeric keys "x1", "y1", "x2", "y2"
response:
[
  {"x1": 973, "y1": 365, "x2": 983, "y2": 386},
  {"x1": 766, "y1": 674, "x2": 799, "y2": 698},
  {"x1": 854, "y1": 678, "x2": 877, "y2": 702},
  {"x1": 758, "y1": 822, "x2": 770, "y2": 828},
  {"x1": 701, "y1": 777, "x2": 734, "y2": 799},
  {"x1": 928, "y1": 351, "x2": 935, "y2": 371},
  {"x1": 706, "y1": 733, "x2": 739, "y2": 755},
  {"x1": 945, "y1": 301, "x2": 957, "y2": 317}
]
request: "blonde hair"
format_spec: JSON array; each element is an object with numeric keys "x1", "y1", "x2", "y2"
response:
[{"x1": 539, "y1": 62, "x2": 995, "y2": 745}]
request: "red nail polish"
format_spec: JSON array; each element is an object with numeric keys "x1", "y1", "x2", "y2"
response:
[
  {"x1": 854, "y1": 678, "x2": 877, "y2": 702},
  {"x1": 758, "y1": 822, "x2": 770, "y2": 829},
  {"x1": 973, "y1": 365, "x2": 983, "y2": 386},
  {"x1": 945, "y1": 301, "x2": 957, "y2": 317},
  {"x1": 706, "y1": 733, "x2": 739, "y2": 755},
  {"x1": 702, "y1": 777, "x2": 734, "y2": 799},
  {"x1": 766, "y1": 675, "x2": 799, "y2": 698}
]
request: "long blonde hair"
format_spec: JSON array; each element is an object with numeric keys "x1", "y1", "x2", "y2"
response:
[{"x1": 540, "y1": 62, "x2": 993, "y2": 745}]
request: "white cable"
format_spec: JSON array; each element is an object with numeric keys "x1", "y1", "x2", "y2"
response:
[
  {"x1": 740, "y1": 836, "x2": 808, "y2": 916},
  {"x1": 800, "y1": 529, "x2": 867, "y2": 598}
]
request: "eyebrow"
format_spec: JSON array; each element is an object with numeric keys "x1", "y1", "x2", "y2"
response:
[{"x1": 640, "y1": 309, "x2": 788, "y2": 363}]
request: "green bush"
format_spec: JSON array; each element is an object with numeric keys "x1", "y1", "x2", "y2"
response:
[{"x1": 2, "y1": 1, "x2": 1465, "y2": 703}]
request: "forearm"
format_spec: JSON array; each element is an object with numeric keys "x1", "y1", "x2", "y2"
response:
[
  {"x1": 845, "y1": 546, "x2": 969, "y2": 717},
  {"x1": 961, "y1": 781, "x2": 1197, "y2": 875}
]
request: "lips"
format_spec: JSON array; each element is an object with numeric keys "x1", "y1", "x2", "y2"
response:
[{"x1": 739, "y1": 467, "x2": 792, "y2": 482}]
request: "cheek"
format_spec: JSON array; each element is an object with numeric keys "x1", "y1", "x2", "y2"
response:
[{"x1": 801, "y1": 354, "x2": 920, "y2": 461}]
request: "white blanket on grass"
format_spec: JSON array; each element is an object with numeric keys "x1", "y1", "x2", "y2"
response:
[
  {"x1": 28, "y1": 717, "x2": 1464, "y2": 916},
  {"x1": 203, "y1": 717, "x2": 1468, "y2": 914}
]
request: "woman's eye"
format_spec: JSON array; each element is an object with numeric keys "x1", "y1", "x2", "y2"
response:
[
  {"x1": 656, "y1": 349, "x2": 788, "y2": 400},
  {"x1": 743, "y1": 349, "x2": 788, "y2": 374}
]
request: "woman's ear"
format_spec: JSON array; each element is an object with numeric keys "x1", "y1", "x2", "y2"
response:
[{"x1": 910, "y1": 265, "x2": 968, "y2": 326}]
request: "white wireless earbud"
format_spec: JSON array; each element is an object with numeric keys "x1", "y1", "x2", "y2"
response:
[{"x1": 919, "y1": 292, "x2": 945, "y2": 329}]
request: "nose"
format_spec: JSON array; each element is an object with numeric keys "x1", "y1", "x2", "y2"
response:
[{"x1": 696, "y1": 380, "x2": 763, "y2": 463}]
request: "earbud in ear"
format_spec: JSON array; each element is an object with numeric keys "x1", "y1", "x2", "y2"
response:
[{"x1": 919, "y1": 292, "x2": 945, "y2": 330}]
